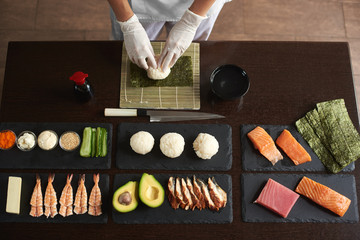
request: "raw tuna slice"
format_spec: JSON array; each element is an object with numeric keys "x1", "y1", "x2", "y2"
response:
[{"x1": 255, "y1": 178, "x2": 299, "y2": 218}]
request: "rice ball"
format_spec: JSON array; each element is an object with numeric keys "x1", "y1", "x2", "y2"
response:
[
  {"x1": 193, "y1": 133, "x2": 219, "y2": 160},
  {"x1": 160, "y1": 132, "x2": 185, "y2": 158},
  {"x1": 147, "y1": 66, "x2": 171, "y2": 80},
  {"x1": 147, "y1": 55, "x2": 171, "y2": 80},
  {"x1": 130, "y1": 131, "x2": 155, "y2": 155}
]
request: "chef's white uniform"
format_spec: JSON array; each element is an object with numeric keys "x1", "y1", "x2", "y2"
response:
[{"x1": 110, "y1": 0, "x2": 230, "y2": 41}]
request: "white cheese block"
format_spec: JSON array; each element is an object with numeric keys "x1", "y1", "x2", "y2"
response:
[{"x1": 6, "y1": 176, "x2": 22, "y2": 214}]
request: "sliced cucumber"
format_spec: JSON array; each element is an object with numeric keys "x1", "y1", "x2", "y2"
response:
[
  {"x1": 80, "y1": 127, "x2": 92, "y2": 157},
  {"x1": 80, "y1": 126, "x2": 108, "y2": 158},
  {"x1": 91, "y1": 128, "x2": 96, "y2": 157},
  {"x1": 95, "y1": 127, "x2": 102, "y2": 157},
  {"x1": 100, "y1": 127, "x2": 107, "y2": 157}
]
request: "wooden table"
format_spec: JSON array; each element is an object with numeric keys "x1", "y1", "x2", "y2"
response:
[{"x1": 0, "y1": 41, "x2": 359, "y2": 239}]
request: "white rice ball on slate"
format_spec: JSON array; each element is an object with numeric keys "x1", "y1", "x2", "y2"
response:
[
  {"x1": 130, "y1": 131, "x2": 155, "y2": 155},
  {"x1": 193, "y1": 133, "x2": 219, "y2": 160},
  {"x1": 160, "y1": 132, "x2": 185, "y2": 158}
]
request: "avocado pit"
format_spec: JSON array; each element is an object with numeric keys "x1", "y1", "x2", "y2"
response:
[
  {"x1": 113, "y1": 181, "x2": 139, "y2": 213},
  {"x1": 119, "y1": 191, "x2": 132, "y2": 206}
]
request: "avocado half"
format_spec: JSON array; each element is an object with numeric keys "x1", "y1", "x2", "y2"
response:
[
  {"x1": 113, "y1": 181, "x2": 139, "y2": 213},
  {"x1": 139, "y1": 173, "x2": 164, "y2": 208}
]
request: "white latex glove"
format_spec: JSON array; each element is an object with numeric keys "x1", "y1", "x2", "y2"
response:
[
  {"x1": 117, "y1": 14, "x2": 156, "y2": 70},
  {"x1": 158, "y1": 9, "x2": 206, "y2": 71}
]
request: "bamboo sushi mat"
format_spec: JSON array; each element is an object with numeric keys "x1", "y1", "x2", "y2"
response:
[{"x1": 120, "y1": 42, "x2": 200, "y2": 110}]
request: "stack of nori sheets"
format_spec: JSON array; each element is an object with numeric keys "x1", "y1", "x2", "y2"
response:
[{"x1": 295, "y1": 99, "x2": 360, "y2": 173}]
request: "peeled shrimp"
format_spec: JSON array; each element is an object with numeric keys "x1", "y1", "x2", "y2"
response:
[
  {"x1": 59, "y1": 174, "x2": 74, "y2": 217},
  {"x1": 29, "y1": 174, "x2": 43, "y2": 217},
  {"x1": 44, "y1": 173, "x2": 58, "y2": 218},
  {"x1": 88, "y1": 173, "x2": 102, "y2": 216},
  {"x1": 74, "y1": 174, "x2": 87, "y2": 214}
]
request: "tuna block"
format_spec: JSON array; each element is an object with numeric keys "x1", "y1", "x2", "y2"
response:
[{"x1": 255, "y1": 178, "x2": 299, "y2": 218}]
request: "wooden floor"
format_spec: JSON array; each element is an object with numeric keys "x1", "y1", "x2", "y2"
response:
[{"x1": 0, "y1": 0, "x2": 360, "y2": 116}]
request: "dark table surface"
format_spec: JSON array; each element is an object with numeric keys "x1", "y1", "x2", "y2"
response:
[{"x1": 0, "y1": 41, "x2": 359, "y2": 240}]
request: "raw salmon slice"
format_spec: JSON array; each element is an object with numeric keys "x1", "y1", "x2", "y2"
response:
[
  {"x1": 247, "y1": 126, "x2": 283, "y2": 165},
  {"x1": 295, "y1": 176, "x2": 351, "y2": 217},
  {"x1": 276, "y1": 129, "x2": 311, "y2": 165},
  {"x1": 254, "y1": 178, "x2": 299, "y2": 218}
]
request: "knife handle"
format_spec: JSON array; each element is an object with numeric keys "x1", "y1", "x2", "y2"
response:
[{"x1": 104, "y1": 108, "x2": 138, "y2": 117}]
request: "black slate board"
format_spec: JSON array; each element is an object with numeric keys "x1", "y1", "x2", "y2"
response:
[
  {"x1": 116, "y1": 123, "x2": 232, "y2": 171},
  {"x1": 241, "y1": 173, "x2": 359, "y2": 223},
  {"x1": 112, "y1": 173, "x2": 233, "y2": 224},
  {"x1": 241, "y1": 124, "x2": 355, "y2": 172},
  {"x1": 0, "y1": 122, "x2": 112, "y2": 169},
  {"x1": 0, "y1": 173, "x2": 109, "y2": 223}
]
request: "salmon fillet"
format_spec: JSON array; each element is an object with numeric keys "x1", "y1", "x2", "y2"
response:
[
  {"x1": 247, "y1": 126, "x2": 283, "y2": 165},
  {"x1": 295, "y1": 176, "x2": 351, "y2": 217},
  {"x1": 276, "y1": 129, "x2": 311, "y2": 165}
]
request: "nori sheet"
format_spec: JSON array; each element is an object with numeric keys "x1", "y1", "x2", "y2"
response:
[
  {"x1": 305, "y1": 109, "x2": 330, "y2": 150},
  {"x1": 296, "y1": 99, "x2": 360, "y2": 173},
  {"x1": 317, "y1": 99, "x2": 360, "y2": 167},
  {"x1": 295, "y1": 117, "x2": 342, "y2": 173},
  {"x1": 129, "y1": 56, "x2": 193, "y2": 87}
]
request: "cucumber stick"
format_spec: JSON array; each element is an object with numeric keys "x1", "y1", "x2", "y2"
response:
[
  {"x1": 96, "y1": 127, "x2": 102, "y2": 157},
  {"x1": 100, "y1": 128, "x2": 107, "y2": 157},
  {"x1": 80, "y1": 127, "x2": 107, "y2": 158},
  {"x1": 80, "y1": 127, "x2": 92, "y2": 157},
  {"x1": 91, "y1": 128, "x2": 96, "y2": 157}
]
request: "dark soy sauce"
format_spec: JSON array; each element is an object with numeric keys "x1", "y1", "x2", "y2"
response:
[
  {"x1": 211, "y1": 65, "x2": 249, "y2": 100},
  {"x1": 70, "y1": 71, "x2": 94, "y2": 102}
]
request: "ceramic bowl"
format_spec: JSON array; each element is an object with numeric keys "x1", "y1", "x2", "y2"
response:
[
  {"x1": 59, "y1": 131, "x2": 81, "y2": 152},
  {"x1": 210, "y1": 64, "x2": 250, "y2": 100},
  {"x1": 37, "y1": 130, "x2": 58, "y2": 151},
  {"x1": 0, "y1": 129, "x2": 17, "y2": 150},
  {"x1": 16, "y1": 130, "x2": 37, "y2": 151}
]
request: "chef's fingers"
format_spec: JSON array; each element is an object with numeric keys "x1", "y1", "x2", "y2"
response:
[
  {"x1": 146, "y1": 43, "x2": 157, "y2": 69},
  {"x1": 146, "y1": 53, "x2": 157, "y2": 69},
  {"x1": 137, "y1": 57, "x2": 149, "y2": 70},
  {"x1": 128, "y1": 55, "x2": 136, "y2": 64},
  {"x1": 148, "y1": 42, "x2": 155, "y2": 56},
  {"x1": 161, "y1": 51, "x2": 175, "y2": 72},
  {"x1": 158, "y1": 48, "x2": 168, "y2": 69},
  {"x1": 169, "y1": 52, "x2": 180, "y2": 68}
]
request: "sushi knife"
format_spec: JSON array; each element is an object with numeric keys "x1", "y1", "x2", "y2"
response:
[{"x1": 104, "y1": 108, "x2": 225, "y2": 122}]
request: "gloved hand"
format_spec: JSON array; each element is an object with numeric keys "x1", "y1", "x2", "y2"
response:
[
  {"x1": 158, "y1": 9, "x2": 206, "y2": 71},
  {"x1": 117, "y1": 14, "x2": 156, "y2": 70}
]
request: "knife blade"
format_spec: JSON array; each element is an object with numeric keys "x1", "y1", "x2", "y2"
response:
[{"x1": 104, "y1": 108, "x2": 225, "y2": 122}]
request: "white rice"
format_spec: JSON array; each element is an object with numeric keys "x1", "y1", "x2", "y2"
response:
[
  {"x1": 160, "y1": 132, "x2": 185, "y2": 158},
  {"x1": 130, "y1": 131, "x2": 155, "y2": 155},
  {"x1": 193, "y1": 133, "x2": 219, "y2": 160}
]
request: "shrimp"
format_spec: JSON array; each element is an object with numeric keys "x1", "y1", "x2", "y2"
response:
[
  {"x1": 59, "y1": 174, "x2": 74, "y2": 217},
  {"x1": 88, "y1": 173, "x2": 102, "y2": 216},
  {"x1": 44, "y1": 173, "x2": 58, "y2": 218},
  {"x1": 29, "y1": 174, "x2": 43, "y2": 217},
  {"x1": 74, "y1": 174, "x2": 87, "y2": 214}
]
